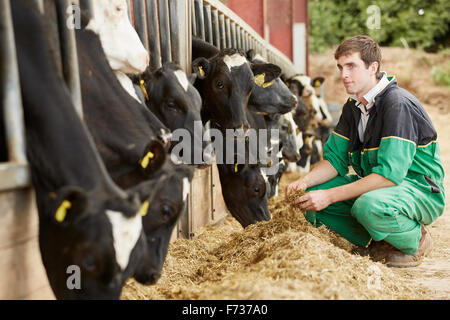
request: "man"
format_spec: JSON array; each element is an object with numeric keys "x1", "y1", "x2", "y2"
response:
[{"x1": 286, "y1": 35, "x2": 445, "y2": 268}]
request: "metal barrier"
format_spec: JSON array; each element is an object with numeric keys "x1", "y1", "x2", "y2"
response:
[{"x1": 0, "y1": 0, "x2": 83, "y2": 192}]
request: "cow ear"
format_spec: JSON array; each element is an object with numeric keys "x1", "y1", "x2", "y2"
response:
[
  {"x1": 192, "y1": 58, "x2": 210, "y2": 80},
  {"x1": 311, "y1": 77, "x2": 325, "y2": 88},
  {"x1": 246, "y1": 49, "x2": 256, "y2": 61},
  {"x1": 251, "y1": 63, "x2": 282, "y2": 87},
  {"x1": 53, "y1": 186, "x2": 88, "y2": 224},
  {"x1": 139, "y1": 140, "x2": 166, "y2": 177},
  {"x1": 188, "y1": 73, "x2": 197, "y2": 85}
]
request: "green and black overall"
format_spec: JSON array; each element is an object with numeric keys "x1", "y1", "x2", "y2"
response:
[{"x1": 307, "y1": 79, "x2": 445, "y2": 254}]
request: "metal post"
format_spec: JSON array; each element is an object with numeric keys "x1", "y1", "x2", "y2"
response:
[
  {"x1": 230, "y1": 21, "x2": 237, "y2": 49},
  {"x1": 218, "y1": 13, "x2": 226, "y2": 50},
  {"x1": 203, "y1": 5, "x2": 213, "y2": 45},
  {"x1": 225, "y1": 17, "x2": 231, "y2": 49},
  {"x1": 133, "y1": 0, "x2": 149, "y2": 51},
  {"x1": 191, "y1": 0, "x2": 197, "y2": 38},
  {"x1": 0, "y1": 0, "x2": 30, "y2": 190},
  {"x1": 211, "y1": 9, "x2": 220, "y2": 49},
  {"x1": 157, "y1": 0, "x2": 172, "y2": 63},
  {"x1": 169, "y1": 0, "x2": 191, "y2": 72},
  {"x1": 146, "y1": 0, "x2": 162, "y2": 69},
  {"x1": 55, "y1": 0, "x2": 83, "y2": 119},
  {"x1": 126, "y1": 0, "x2": 133, "y2": 22},
  {"x1": 236, "y1": 26, "x2": 242, "y2": 50},
  {"x1": 194, "y1": 0, "x2": 205, "y2": 41}
]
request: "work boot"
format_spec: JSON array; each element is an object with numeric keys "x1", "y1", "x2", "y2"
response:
[
  {"x1": 368, "y1": 240, "x2": 394, "y2": 262},
  {"x1": 384, "y1": 224, "x2": 433, "y2": 268}
]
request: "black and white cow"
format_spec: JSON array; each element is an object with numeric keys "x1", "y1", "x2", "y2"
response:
[
  {"x1": 11, "y1": 0, "x2": 155, "y2": 299},
  {"x1": 132, "y1": 63, "x2": 214, "y2": 166},
  {"x1": 192, "y1": 38, "x2": 281, "y2": 131},
  {"x1": 75, "y1": 14, "x2": 196, "y2": 283}
]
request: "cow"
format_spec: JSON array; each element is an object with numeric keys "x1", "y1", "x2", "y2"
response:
[
  {"x1": 192, "y1": 38, "x2": 282, "y2": 131},
  {"x1": 10, "y1": 0, "x2": 155, "y2": 299},
  {"x1": 287, "y1": 74, "x2": 323, "y2": 124},
  {"x1": 217, "y1": 160, "x2": 271, "y2": 227},
  {"x1": 132, "y1": 63, "x2": 214, "y2": 167},
  {"x1": 245, "y1": 50, "x2": 298, "y2": 115},
  {"x1": 75, "y1": 15, "x2": 195, "y2": 283}
]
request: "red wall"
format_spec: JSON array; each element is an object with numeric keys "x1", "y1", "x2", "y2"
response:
[
  {"x1": 267, "y1": 0, "x2": 293, "y2": 60},
  {"x1": 226, "y1": 0, "x2": 265, "y2": 38}
]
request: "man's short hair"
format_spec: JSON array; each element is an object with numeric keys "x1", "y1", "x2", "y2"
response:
[{"x1": 335, "y1": 35, "x2": 382, "y2": 79}]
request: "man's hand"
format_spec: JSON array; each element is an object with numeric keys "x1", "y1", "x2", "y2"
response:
[
  {"x1": 294, "y1": 190, "x2": 332, "y2": 212},
  {"x1": 285, "y1": 179, "x2": 308, "y2": 201}
]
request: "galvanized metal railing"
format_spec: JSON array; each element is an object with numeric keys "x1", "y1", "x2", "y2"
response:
[{"x1": 0, "y1": 0, "x2": 84, "y2": 191}]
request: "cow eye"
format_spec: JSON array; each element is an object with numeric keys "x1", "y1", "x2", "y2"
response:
[
  {"x1": 216, "y1": 81, "x2": 224, "y2": 89},
  {"x1": 116, "y1": 5, "x2": 124, "y2": 12},
  {"x1": 166, "y1": 101, "x2": 180, "y2": 112},
  {"x1": 254, "y1": 187, "x2": 260, "y2": 194},
  {"x1": 161, "y1": 204, "x2": 174, "y2": 222}
]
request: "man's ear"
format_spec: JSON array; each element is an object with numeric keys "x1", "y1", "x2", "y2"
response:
[
  {"x1": 188, "y1": 73, "x2": 197, "y2": 84},
  {"x1": 192, "y1": 58, "x2": 211, "y2": 80},
  {"x1": 52, "y1": 186, "x2": 89, "y2": 224},
  {"x1": 311, "y1": 77, "x2": 325, "y2": 88},
  {"x1": 251, "y1": 63, "x2": 282, "y2": 87}
]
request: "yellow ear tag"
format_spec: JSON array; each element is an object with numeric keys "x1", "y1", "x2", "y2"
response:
[
  {"x1": 140, "y1": 151, "x2": 155, "y2": 169},
  {"x1": 262, "y1": 80, "x2": 274, "y2": 88},
  {"x1": 138, "y1": 201, "x2": 149, "y2": 217},
  {"x1": 286, "y1": 81, "x2": 290, "y2": 88},
  {"x1": 315, "y1": 80, "x2": 321, "y2": 87},
  {"x1": 235, "y1": 163, "x2": 239, "y2": 173},
  {"x1": 254, "y1": 73, "x2": 265, "y2": 87},
  {"x1": 267, "y1": 160, "x2": 273, "y2": 167},
  {"x1": 198, "y1": 66, "x2": 205, "y2": 77},
  {"x1": 55, "y1": 200, "x2": 72, "y2": 223},
  {"x1": 140, "y1": 80, "x2": 149, "y2": 101}
]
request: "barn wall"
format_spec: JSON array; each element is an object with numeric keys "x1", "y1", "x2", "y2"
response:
[{"x1": 0, "y1": 189, "x2": 54, "y2": 300}]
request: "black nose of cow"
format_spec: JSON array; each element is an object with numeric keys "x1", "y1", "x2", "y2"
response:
[{"x1": 134, "y1": 269, "x2": 161, "y2": 285}]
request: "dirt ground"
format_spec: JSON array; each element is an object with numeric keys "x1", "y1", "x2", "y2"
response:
[{"x1": 309, "y1": 47, "x2": 450, "y2": 299}]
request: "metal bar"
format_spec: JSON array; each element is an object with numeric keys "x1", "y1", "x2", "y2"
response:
[
  {"x1": 0, "y1": 0, "x2": 31, "y2": 190},
  {"x1": 203, "y1": 5, "x2": 213, "y2": 45},
  {"x1": 126, "y1": 0, "x2": 133, "y2": 22},
  {"x1": 194, "y1": 0, "x2": 205, "y2": 41},
  {"x1": 211, "y1": 9, "x2": 220, "y2": 49},
  {"x1": 168, "y1": 0, "x2": 191, "y2": 72},
  {"x1": 230, "y1": 21, "x2": 237, "y2": 49},
  {"x1": 236, "y1": 26, "x2": 242, "y2": 49},
  {"x1": 218, "y1": 13, "x2": 226, "y2": 50},
  {"x1": 190, "y1": 0, "x2": 196, "y2": 38},
  {"x1": 224, "y1": 17, "x2": 231, "y2": 48},
  {"x1": 146, "y1": 0, "x2": 162, "y2": 70},
  {"x1": 133, "y1": 0, "x2": 149, "y2": 51},
  {"x1": 157, "y1": 0, "x2": 172, "y2": 63},
  {"x1": 56, "y1": 0, "x2": 83, "y2": 119},
  {"x1": 36, "y1": 0, "x2": 44, "y2": 13}
]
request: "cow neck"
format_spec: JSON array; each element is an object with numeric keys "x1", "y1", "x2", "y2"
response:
[{"x1": 12, "y1": 2, "x2": 125, "y2": 197}]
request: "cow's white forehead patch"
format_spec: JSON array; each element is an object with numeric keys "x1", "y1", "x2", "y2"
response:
[
  {"x1": 253, "y1": 53, "x2": 266, "y2": 62},
  {"x1": 106, "y1": 210, "x2": 142, "y2": 271},
  {"x1": 259, "y1": 168, "x2": 269, "y2": 184},
  {"x1": 182, "y1": 178, "x2": 191, "y2": 202},
  {"x1": 223, "y1": 54, "x2": 247, "y2": 71},
  {"x1": 292, "y1": 75, "x2": 312, "y2": 87},
  {"x1": 296, "y1": 130, "x2": 304, "y2": 150},
  {"x1": 174, "y1": 70, "x2": 189, "y2": 92}
]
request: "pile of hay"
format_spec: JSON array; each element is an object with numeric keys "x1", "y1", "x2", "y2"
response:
[{"x1": 121, "y1": 173, "x2": 432, "y2": 300}]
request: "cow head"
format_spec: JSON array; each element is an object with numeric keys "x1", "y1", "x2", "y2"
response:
[
  {"x1": 217, "y1": 162, "x2": 271, "y2": 228},
  {"x1": 134, "y1": 63, "x2": 214, "y2": 167},
  {"x1": 246, "y1": 50, "x2": 298, "y2": 115},
  {"x1": 288, "y1": 75, "x2": 323, "y2": 122},
  {"x1": 192, "y1": 49, "x2": 281, "y2": 131},
  {"x1": 134, "y1": 161, "x2": 195, "y2": 281},
  {"x1": 87, "y1": 0, "x2": 149, "y2": 74},
  {"x1": 278, "y1": 112, "x2": 303, "y2": 163},
  {"x1": 39, "y1": 186, "x2": 155, "y2": 300}
]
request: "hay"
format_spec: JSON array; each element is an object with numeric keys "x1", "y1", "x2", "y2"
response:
[{"x1": 121, "y1": 173, "x2": 434, "y2": 300}]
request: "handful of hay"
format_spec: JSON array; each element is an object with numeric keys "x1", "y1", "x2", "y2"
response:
[{"x1": 122, "y1": 173, "x2": 433, "y2": 300}]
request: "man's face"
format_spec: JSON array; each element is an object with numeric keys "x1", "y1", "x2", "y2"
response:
[{"x1": 336, "y1": 51, "x2": 377, "y2": 97}]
